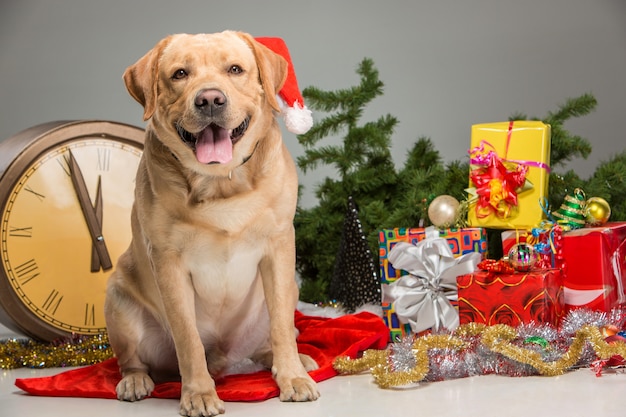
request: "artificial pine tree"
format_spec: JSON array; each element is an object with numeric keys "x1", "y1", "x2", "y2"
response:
[{"x1": 295, "y1": 59, "x2": 626, "y2": 304}]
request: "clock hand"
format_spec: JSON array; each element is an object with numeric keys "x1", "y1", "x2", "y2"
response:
[
  {"x1": 68, "y1": 150, "x2": 113, "y2": 271},
  {"x1": 90, "y1": 176, "x2": 104, "y2": 272}
]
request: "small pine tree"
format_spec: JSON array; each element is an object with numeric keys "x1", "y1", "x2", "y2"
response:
[
  {"x1": 328, "y1": 196, "x2": 381, "y2": 312},
  {"x1": 295, "y1": 59, "x2": 626, "y2": 304}
]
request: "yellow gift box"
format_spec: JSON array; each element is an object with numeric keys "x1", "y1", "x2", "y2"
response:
[{"x1": 467, "y1": 121, "x2": 551, "y2": 229}]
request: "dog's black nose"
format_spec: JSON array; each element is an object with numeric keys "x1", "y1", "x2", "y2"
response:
[{"x1": 195, "y1": 89, "x2": 227, "y2": 116}]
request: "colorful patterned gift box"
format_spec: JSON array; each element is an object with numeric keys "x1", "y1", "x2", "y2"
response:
[
  {"x1": 559, "y1": 222, "x2": 626, "y2": 312},
  {"x1": 379, "y1": 227, "x2": 486, "y2": 341},
  {"x1": 457, "y1": 268, "x2": 564, "y2": 327},
  {"x1": 382, "y1": 302, "x2": 412, "y2": 342},
  {"x1": 467, "y1": 121, "x2": 551, "y2": 230},
  {"x1": 379, "y1": 227, "x2": 488, "y2": 285}
]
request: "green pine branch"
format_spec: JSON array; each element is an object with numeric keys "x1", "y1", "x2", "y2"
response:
[
  {"x1": 511, "y1": 93, "x2": 596, "y2": 167},
  {"x1": 547, "y1": 94, "x2": 598, "y2": 123},
  {"x1": 584, "y1": 150, "x2": 626, "y2": 220}
]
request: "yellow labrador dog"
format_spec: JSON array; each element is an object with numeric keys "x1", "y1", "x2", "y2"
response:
[{"x1": 104, "y1": 31, "x2": 319, "y2": 416}]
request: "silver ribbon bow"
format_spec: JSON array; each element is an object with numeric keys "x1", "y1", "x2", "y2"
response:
[{"x1": 383, "y1": 233, "x2": 481, "y2": 333}]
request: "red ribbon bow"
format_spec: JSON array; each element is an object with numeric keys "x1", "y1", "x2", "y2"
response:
[
  {"x1": 477, "y1": 259, "x2": 516, "y2": 274},
  {"x1": 469, "y1": 150, "x2": 527, "y2": 219}
]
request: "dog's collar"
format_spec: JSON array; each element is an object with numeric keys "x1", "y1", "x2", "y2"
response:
[
  {"x1": 241, "y1": 140, "x2": 259, "y2": 166},
  {"x1": 228, "y1": 140, "x2": 260, "y2": 181}
]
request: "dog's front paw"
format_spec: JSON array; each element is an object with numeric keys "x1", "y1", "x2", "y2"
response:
[
  {"x1": 179, "y1": 389, "x2": 225, "y2": 417},
  {"x1": 276, "y1": 374, "x2": 320, "y2": 402},
  {"x1": 116, "y1": 372, "x2": 155, "y2": 402}
]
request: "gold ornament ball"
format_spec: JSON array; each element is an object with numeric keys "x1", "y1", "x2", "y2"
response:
[
  {"x1": 428, "y1": 195, "x2": 460, "y2": 228},
  {"x1": 585, "y1": 197, "x2": 611, "y2": 226}
]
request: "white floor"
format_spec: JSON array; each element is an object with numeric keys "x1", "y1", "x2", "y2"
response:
[
  {"x1": 2, "y1": 325, "x2": 626, "y2": 417},
  {"x1": 3, "y1": 365, "x2": 626, "y2": 417}
]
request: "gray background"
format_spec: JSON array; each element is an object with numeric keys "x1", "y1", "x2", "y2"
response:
[{"x1": 1, "y1": 0, "x2": 625, "y2": 209}]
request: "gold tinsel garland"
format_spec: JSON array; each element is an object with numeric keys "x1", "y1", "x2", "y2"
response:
[
  {"x1": 333, "y1": 323, "x2": 626, "y2": 388},
  {"x1": 0, "y1": 334, "x2": 112, "y2": 370},
  {"x1": 2, "y1": 322, "x2": 625, "y2": 382}
]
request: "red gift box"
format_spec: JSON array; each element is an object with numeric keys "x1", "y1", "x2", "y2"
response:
[
  {"x1": 457, "y1": 269, "x2": 564, "y2": 327},
  {"x1": 560, "y1": 222, "x2": 626, "y2": 312}
]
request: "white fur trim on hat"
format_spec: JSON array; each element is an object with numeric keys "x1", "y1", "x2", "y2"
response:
[{"x1": 278, "y1": 96, "x2": 313, "y2": 135}]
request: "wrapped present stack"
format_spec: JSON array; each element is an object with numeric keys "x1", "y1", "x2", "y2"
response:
[
  {"x1": 460, "y1": 120, "x2": 626, "y2": 328},
  {"x1": 455, "y1": 120, "x2": 568, "y2": 327},
  {"x1": 376, "y1": 120, "x2": 625, "y2": 342}
]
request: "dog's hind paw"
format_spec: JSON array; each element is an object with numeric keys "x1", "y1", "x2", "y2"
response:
[
  {"x1": 179, "y1": 390, "x2": 225, "y2": 417},
  {"x1": 116, "y1": 372, "x2": 155, "y2": 402},
  {"x1": 299, "y1": 353, "x2": 319, "y2": 372}
]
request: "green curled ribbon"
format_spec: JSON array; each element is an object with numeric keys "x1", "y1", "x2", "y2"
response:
[{"x1": 523, "y1": 336, "x2": 549, "y2": 349}]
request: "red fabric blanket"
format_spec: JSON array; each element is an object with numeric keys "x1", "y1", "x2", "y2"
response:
[{"x1": 15, "y1": 311, "x2": 388, "y2": 402}]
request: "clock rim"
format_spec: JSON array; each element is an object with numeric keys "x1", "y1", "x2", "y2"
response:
[{"x1": 0, "y1": 120, "x2": 144, "y2": 342}]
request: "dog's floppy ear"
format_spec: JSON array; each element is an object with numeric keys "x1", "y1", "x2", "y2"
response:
[
  {"x1": 123, "y1": 36, "x2": 172, "y2": 121},
  {"x1": 237, "y1": 32, "x2": 287, "y2": 113}
]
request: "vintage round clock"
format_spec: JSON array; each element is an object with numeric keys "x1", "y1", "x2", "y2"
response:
[{"x1": 0, "y1": 120, "x2": 144, "y2": 342}]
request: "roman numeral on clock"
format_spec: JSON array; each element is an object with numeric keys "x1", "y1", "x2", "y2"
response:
[
  {"x1": 14, "y1": 258, "x2": 40, "y2": 285},
  {"x1": 42, "y1": 289, "x2": 63, "y2": 315},
  {"x1": 58, "y1": 154, "x2": 71, "y2": 176},
  {"x1": 23, "y1": 185, "x2": 45, "y2": 201},
  {"x1": 85, "y1": 303, "x2": 96, "y2": 326},
  {"x1": 9, "y1": 226, "x2": 33, "y2": 238},
  {"x1": 97, "y1": 148, "x2": 111, "y2": 171}
]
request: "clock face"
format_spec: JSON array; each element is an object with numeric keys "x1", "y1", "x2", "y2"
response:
[{"x1": 0, "y1": 136, "x2": 142, "y2": 339}]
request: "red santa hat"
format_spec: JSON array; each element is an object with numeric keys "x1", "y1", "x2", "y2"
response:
[{"x1": 255, "y1": 37, "x2": 313, "y2": 135}]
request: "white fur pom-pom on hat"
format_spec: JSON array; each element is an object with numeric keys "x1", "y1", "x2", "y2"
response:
[{"x1": 255, "y1": 37, "x2": 313, "y2": 135}]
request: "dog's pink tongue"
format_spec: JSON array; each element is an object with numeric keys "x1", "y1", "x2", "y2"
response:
[{"x1": 195, "y1": 126, "x2": 233, "y2": 164}]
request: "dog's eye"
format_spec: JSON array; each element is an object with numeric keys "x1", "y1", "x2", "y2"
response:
[
  {"x1": 172, "y1": 69, "x2": 188, "y2": 80},
  {"x1": 228, "y1": 65, "x2": 244, "y2": 75}
]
